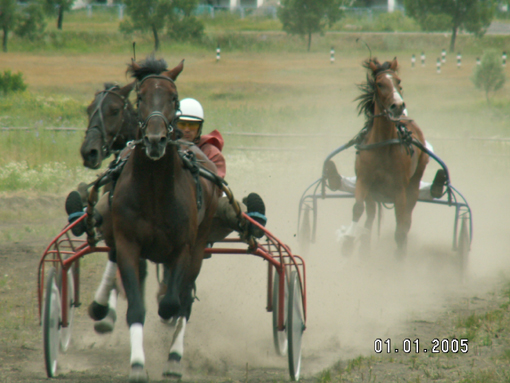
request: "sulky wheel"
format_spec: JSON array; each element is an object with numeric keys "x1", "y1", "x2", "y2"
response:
[
  {"x1": 59, "y1": 267, "x2": 75, "y2": 353},
  {"x1": 43, "y1": 267, "x2": 62, "y2": 377},
  {"x1": 287, "y1": 270, "x2": 305, "y2": 381},
  {"x1": 457, "y1": 217, "x2": 470, "y2": 280},
  {"x1": 272, "y1": 268, "x2": 288, "y2": 356},
  {"x1": 298, "y1": 207, "x2": 311, "y2": 255}
]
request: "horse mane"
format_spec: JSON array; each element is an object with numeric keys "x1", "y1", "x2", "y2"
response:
[
  {"x1": 127, "y1": 55, "x2": 168, "y2": 81},
  {"x1": 354, "y1": 58, "x2": 398, "y2": 128}
]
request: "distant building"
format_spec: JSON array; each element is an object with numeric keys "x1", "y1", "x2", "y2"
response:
[{"x1": 200, "y1": 0, "x2": 266, "y2": 8}]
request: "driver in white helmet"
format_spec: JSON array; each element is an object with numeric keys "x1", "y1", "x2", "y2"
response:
[{"x1": 175, "y1": 98, "x2": 266, "y2": 242}]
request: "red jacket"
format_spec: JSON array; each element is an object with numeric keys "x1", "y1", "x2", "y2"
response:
[{"x1": 198, "y1": 130, "x2": 226, "y2": 179}]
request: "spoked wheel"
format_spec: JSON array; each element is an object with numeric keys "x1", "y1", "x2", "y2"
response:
[
  {"x1": 272, "y1": 268, "x2": 288, "y2": 356},
  {"x1": 59, "y1": 267, "x2": 75, "y2": 353},
  {"x1": 43, "y1": 267, "x2": 61, "y2": 377},
  {"x1": 457, "y1": 217, "x2": 470, "y2": 280},
  {"x1": 298, "y1": 207, "x2": 311, "y2": 255},
  {"x1": 287, "y1": 271, "x2": 305, "y2": 381}
]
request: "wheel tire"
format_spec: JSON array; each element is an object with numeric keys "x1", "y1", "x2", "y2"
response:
[
  {"x1": 298, "y1": 207, "x2": 311, "y2": 255},
  {"x1": 43, "y1": 268, "x2": 61, "y2": 377},
  {"x1": 457, "y1": 217, "x2": 470, "y2": 279},
  {"x1": 287, "y1": 271, "x2": 304, "y2": 381},
  {"x1": 272, "y1": 269, "x2": 288, "y2": 356},
  {"x1": 59, "y1": 267, "x2": 75, "y2": 353}
]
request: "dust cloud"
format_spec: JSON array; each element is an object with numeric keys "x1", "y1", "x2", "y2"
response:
[{"x1": 55, "y1": 139, "x2": 510, "y2": 381}]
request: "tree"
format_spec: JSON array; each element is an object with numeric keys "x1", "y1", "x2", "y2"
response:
[
  {"x1": 0, "y1": 0, "x2": 46, "y2": 52},
  {"x1": 120, "y1": 0, "x2": 174, "y2": 51},
  {"x1": 472, "y1": 50, "x2": 506, "y2": 104},
  {"x1": 277, "y1": 0, "x2": 346, "y2": 51},
  {"x1": 403, "y1": 0, "x2": 497, "y2": 52},
  {"x1": 167, "y1": 0, "x2": 204, "y2": 42},
  {"x1": 44, "y1": 0, "x2": 73, "y2": 30},
  {"x1": 0, "y1": 0, "x2": 17, "y2": 52}
]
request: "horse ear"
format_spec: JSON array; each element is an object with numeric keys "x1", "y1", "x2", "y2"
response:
[
  {"x1": 131, "y1": 59, "x2": 141, "y2": 72},
  {"x1": 369, "y1": 60, "x2": 378, "y2": 73},
  {"x1": 163, "y1": 59, "x2": 185, "y2": 81},
  {"x1": 390, "y1": 57, "x2": 398, "y2": 71},
  {"x1": 118, "y1": 81, "x2": 136, "y2": 97}
]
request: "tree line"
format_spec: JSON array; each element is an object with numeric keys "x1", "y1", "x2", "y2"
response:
[{"x1": 0, "y1": 0, "x2": 500, "y2": 53}]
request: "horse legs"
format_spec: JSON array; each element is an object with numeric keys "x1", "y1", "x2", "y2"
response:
[
  {"x1": 360, "y1": 197, "x2": 376, "y2": 255},
  {"x1": 88, "y1": 251, "x2": 147, "y2": 334},
  {"x1": 116, "y1": 240, "x2": 148, "y2": 383},
  {"x1": 394, "y1": 190, "x2": 410, "y2": 259},
  {"x1": 88, "y1": 250, "x2": 117, "y2": 322},
  {"x1": 342, "y1": 182, "x2": 369, "y2": 256}
]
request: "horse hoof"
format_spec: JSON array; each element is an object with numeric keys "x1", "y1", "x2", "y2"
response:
[
  {"x1": 163, "y1": 359, "x2": 183, "y2": 379},
  {"x1": 341, "y1": 236, "x2": 355, "y2": 257},
  {"x1": 158, "y1": 298, "x2": 180, "y2": 321},
  {"x1": 88, "y1": 301, "x2": 109, "y2": 321},
  {"x1": 93, "y1": 308, "x2": 117, "y2": 334},
  {"x1": 129, "y1": 364, "x2": 148, "y2": 383}
]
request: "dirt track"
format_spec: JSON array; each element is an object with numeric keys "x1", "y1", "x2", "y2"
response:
[{"x1": 1, "y1": 139, "x2": 510, "y2": 382}]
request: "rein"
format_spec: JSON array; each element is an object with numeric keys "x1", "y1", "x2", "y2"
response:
[
  {"x1": 357, "y1": 69, "x2": 415, "y2": 156},
  {"x1": 85, "y1": 87, "x2": 129, "y2": 159}
]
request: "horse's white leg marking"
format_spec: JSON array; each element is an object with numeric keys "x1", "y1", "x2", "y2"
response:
[
  {"x1": 336, "y1": 220, "x2": 359, "y2": 242},
  {"x1": 169, "y1": 317, "x2": 187, "y2": 359},
  {"x1": 95, "y1": 260, "x2": 117, "y2": 305},
  {"x1": 130, "y1": 323, "x2": 145, "y2": 366},
  {"x1": 108, "y1": 288, "x2": 118, "y2": 310}
]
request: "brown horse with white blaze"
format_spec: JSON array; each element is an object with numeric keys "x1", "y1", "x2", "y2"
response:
[
  {"x1": 341, "y1": 58, "x2": 429, "y2": 258},
  {"x1": 106, "y1": 57, "x2": 220, "y2": 382}
]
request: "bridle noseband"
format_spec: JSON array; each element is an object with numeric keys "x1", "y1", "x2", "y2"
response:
[
  {"x1": 136, "y1": 74, "x2": 180, "y2": 143},
  {"x1": 372, "y1": 70, "x2": 406, "y2": 123},
  {"x1": 86, "y1": 86, "x2": 129, "y2": 158}
]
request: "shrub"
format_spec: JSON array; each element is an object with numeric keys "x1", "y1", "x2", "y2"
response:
[
  {"x1": 472, "y1": 49, "x2": 506, "y2": 104},
  {"x1": 0, "y1": 70, "x2": 27, "y2": 95}
]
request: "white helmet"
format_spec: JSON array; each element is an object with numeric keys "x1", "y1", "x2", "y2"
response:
[{"x1": 176, "y1": 98, "x2": 204, "y2": 122}]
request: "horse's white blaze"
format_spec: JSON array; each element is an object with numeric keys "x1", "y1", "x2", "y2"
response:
[
  {"x1": 169, "y1": 317, "x2": 187, "y2": 358},
  {"x1": 385, "y1": 73, "x2": 404, "y2": 105},
  {"x1": 95, "y1": 260, "x2": 117, "y2": 305},
  {"x1": 129, "y1": 323, "x2": 145, "y2": 366}
]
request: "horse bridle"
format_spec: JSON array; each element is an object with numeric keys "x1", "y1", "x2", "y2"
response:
[
  {"x1": 136, "y1": 74, "x2": 180, "y2": 143},
  {"x1": 86, "y1": 86, "x2": 129, "y2": 158},
  {"x1": 371, "y1": 70, "x2": 407, "y2": 123}
]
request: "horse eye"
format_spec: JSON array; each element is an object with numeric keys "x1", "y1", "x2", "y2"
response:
[{"x1": 111, "y1": 108, "x2": 120, "y2": 115}]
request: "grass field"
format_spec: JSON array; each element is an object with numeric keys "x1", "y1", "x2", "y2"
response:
[{"x1": 0, "y1": 47, "x2": 509, "y2": 184}]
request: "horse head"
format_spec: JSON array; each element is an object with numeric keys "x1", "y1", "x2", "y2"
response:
[
  {"x1": 366, "y1": 57, "x2": 406, "y2": 120},
  {"x1": 129, "y1": 57, "x2": 184, "y2": 160},
  {"x1": 81, "y1": 82, "x2": 136, "y2": 169}
]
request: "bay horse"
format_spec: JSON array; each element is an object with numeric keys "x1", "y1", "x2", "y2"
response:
[
  {"x1": 341, "y1": 58, "x2": 428, "y2": 258},
  {"x1": 105, "y1": 57, "x2": 220, "y2": 382},
  {"x1": 81, "y1": 82, "x2": 137, "y2": 169},
  {"x1": 75, "y1": 82, "x2": 139, "y2": 334}
]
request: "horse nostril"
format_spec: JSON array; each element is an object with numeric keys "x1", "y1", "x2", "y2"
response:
[
  {"x1": 160, "y1": 136, "x2": 167, "y2": 144},
  {"x1": 88, "y1": 149, "x2": 99, "y2": 161},
  {"x1": 144, "y1": 136, "x2": 150, "y2": 146}
]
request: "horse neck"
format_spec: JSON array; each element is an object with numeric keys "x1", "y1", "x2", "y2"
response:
[
  {"x1": 132, "y1": 144, "x2": 181, "y2": 195},
  {"x1": 369, "y1": 104, "x2": 397, "y2": 143}
]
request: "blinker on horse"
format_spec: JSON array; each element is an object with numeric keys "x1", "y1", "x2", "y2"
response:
[
  {"x1": 108, "y1": 57, "x2": 220, "y2": 382},
  {"x1": 81, "y1": 82, "x2": 137, "y2": 169},
  {"x1": 340, "y1": 57, "x2": 429, "y2": 258}
]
